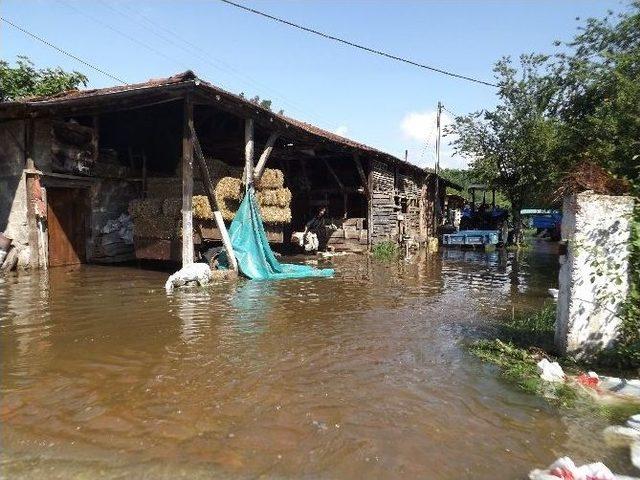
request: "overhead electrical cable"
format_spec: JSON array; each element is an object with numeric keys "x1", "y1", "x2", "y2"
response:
[
  {"x1": 0, "y1": 16, "x2": 127, "y2": 84},
  {"x1": 96, "y1": 0, "x2": 339, "y2": 130},
  {"x1": 59, "y1": 0, "x2": 192, "y2": 72},
  {"x1": 216, "y1": 0, "x2": 498, "y2": 87}
]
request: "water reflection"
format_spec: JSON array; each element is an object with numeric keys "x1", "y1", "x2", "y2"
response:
[{"x1": 0, "y1": 249, "x2": 631, "y2": 479}]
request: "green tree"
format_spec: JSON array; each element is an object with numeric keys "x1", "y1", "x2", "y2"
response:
[
  {"x1": 0, "y1": 56, "x2": 88, "y2": 102},
  {"x1": 447, "y1": 54, "x2": 560, "y2": 242},
  {"x1": 552, "y1": 3, "x2": 640, "y2": 189}
]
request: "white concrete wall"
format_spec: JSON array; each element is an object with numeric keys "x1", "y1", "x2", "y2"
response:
[
  {"x1": 556, "y1": 192, "x2": 636, "y2": 357},
  {"x1": 0, "y1": 120, "x2": 30, "y2": 267}
]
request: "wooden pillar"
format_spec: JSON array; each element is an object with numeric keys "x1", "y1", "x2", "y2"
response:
[
  {"x1": 24, "y1": 118, "x2": 41, "y2": 269},
  {"x1": 366, "y1": 158, "x2": 374, "y2": 249},
  {"x1": 244, "y1": 118, "x2": 255, "y2": 189},
  {"x1": 254, "y1": 132, "x2": 279, "y2": 182},
  {"x1": 181, "y1": 95, "x2": 194, "y2": 267}
]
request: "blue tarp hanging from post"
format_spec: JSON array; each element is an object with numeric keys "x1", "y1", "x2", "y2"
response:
[{"x1": 221, "y1": 187, "x2": 334, "y2": 280}]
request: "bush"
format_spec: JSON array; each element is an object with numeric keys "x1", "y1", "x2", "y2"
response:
[{"x1": 371, "y1": 241, "x2": 399, "y2": 261}]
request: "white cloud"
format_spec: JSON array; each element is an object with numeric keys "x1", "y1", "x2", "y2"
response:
[
  {"x1": 333, "y1": 125, "x2": 349, "y2": 137},
  {"x1": 400, "y1": 109, "x2": 470, "y2": 170}
]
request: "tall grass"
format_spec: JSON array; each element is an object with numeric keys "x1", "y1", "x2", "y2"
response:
[{"x1": 371, "y1": 241, "x2": 398, "y2": 261}]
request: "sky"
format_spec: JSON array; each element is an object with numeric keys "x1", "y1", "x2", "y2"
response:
[{"x1": 0, "y1": 0, "x2": 630, "y2": 169}]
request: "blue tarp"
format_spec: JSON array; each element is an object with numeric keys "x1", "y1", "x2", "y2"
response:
[{"x1": 221, "y1": 187, "x2": 334, "y2": 280}]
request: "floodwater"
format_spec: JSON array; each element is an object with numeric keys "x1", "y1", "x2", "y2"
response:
[{"x1": 0, "y1": 244, "x2": 633, "y2": 479}]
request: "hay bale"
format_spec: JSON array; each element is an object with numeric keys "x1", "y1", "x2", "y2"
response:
[
  {"x1": 215, "y1": 177, "x2": 242, "y2": 221},
  {"x1": 219, "y1": 198, "x2": 240, "y2": 222},
  {"x1": 193, "y1": 195, "x2": 214, "y2": 220},
  {"x1": 162, "y1": 198, "x2": 182, "y2": 217},
  {"x1": 133, "y1": 215, "x2": 178, "y2": 239},
  {"x1": 260, "y1": 205, "x2": 292, "y2": 224},
  {"x1": 146, "y1": 178, "x2": 182, "y2": 198},
  {"x1": 256, "y1": 168, "x2": 284, "y2": 189},
  {"x1": 128, "y1": 198, "x2": 162, "y2": 218},
  {"x1": 256, "y1": 187, "x2": 291, "y2": 207}
]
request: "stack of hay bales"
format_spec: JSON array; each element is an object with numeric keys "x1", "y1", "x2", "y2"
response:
[
  {"x1": 212, "y1": 168, "x2": 291, "y2": 224},
  {"x1": 129, "y1": 160, "x2": 291, "y2": 241},
  {"x1": 129, "y1": 198, "x2": 179, "y2": 239}
]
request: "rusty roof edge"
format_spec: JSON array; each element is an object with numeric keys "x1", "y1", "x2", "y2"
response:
[{"x1": 0, "y1": 70, "x2": 433, "y2": 176}]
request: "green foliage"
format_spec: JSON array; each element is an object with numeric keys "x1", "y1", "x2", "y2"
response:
[
  {"x1": 499, "y1": 302, "x2": 557, "y2": 350},
  {"x1": 447, "y1": 55, "x2": 561, "y2": 241},
  {"x1": 469, "y1": 339, "x2": 638, "y2": 419},
  {"x1": 238, "y1": 91, "x2": 282, "y2": 113},
  {"x1": 551, "y1": 3, "x2": 640, "y2": 186},
  {"x1": 371, "y1": 241, "x2": 398, "y2": 261},
  {"x1": 470, "y1": 339, "x2": 541, "y2": 393},
  {"x1": 439, "y1": 168, "x2": 511, "y2": 208},
  {"x1": 0, "y1": 56, "x2": 88, "y2": 101}
]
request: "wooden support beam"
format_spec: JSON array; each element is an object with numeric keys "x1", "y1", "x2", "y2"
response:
[
  {"x1": 367, "y1": 158, "x2": 374, "y2": 249},
  {"x1": 254, "y1": 131, "x2": 280, "y2": 182},
  {"x1": 243, "y1": 118, "x2": 255, "y2": 188},
  {"x1": 353, "y1": 153, "x2": 369, "y2": 196},
  {"x1": 24, "y1": 118, "x2": 41, "y2": 269},
  {"x1": 322, "y1": 158, "x2": 344, "y2": 191},
  {"x1": 190, "y1": 123, "x2": 221, "y2": 212},
  {"x1": 214, "y1": 211, "x2": 238, "y2": 273},
  {"x1": 181, "y1": 95, "x2": 194, "y2": 267}
]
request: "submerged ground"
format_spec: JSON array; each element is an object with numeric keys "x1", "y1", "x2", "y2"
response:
[{"x1": 0, "y1": 245, "x2": 633, "y2": 479}]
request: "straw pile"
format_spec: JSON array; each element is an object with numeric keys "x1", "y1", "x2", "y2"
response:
[
  {"x1": 193, "y1": 195, "x2": 214, "y2": 220},
  {"x1": 136, "y1": 162, "x2": 291, "y2": 230},
  {"x1": 212, "y1": 169, "x2": 292, "y2": 224},
  {"x1": 128, "y1": 198, "x2": 163, "y2": 218},
  {"x1": 256, "y1": 188, "x2": 292, "y2": 208},
  {"x1": 162, "y1": 198, "x2": 182, "y2": 217},
  {"x1": 259, "y1": 205, "x2": 292, "y2": 224},
  {"x1": 255, "y1": 168, "x2": 284, "y2": 189},
  {"x1": 132, "y1": 215, "x2": 178, "y2": 239}
]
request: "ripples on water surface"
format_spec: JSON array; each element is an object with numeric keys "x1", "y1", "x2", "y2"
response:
[{"x1": 0, "y1": 246, "x2": 631, "y2": 479}]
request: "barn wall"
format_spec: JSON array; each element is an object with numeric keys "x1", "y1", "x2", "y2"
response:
[
  {"x1": 369, "y1": 160, "x2": 435, "y2": 246},
  {"x1": 0, "y1": 120, "x2": 30, "y2": 267},
  {"x1": 370, "y1": 160, "x2": 397, "y2": 244}
]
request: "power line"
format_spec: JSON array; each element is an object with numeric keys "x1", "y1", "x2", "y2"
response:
[
  {"x1": 95, "y1": 0, "x2": 339, "y2": 130},
  {"x1": 0, "y1": 16, "x2": 127, "y2": 84},
  {"x1": 216, "y1": 0, "x2": 497, "y2": 88},
  {"x1": 59, "y1": 0, "x2": 191, "y2": 72}
]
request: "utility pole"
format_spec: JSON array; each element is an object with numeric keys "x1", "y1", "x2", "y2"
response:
[{"x1": 434, "y1": 101, "x2": 442, "y2": 227}]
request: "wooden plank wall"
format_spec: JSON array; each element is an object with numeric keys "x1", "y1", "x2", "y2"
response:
[
  {"x1": 370, "y1": 160, "x2": 430, "y2": 245},
  {"x1": 370, "y1": 160, "x2": 397, "y2": 243}
]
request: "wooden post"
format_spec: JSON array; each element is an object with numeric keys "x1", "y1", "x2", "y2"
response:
[
  {"x1": 367, "y1": 158, "x2": 374, "y2": 249},
  {"x1": 181, "y1": 95, "x2": 194, "y2": 267},
  {"x1": 322, "y1": 158, "x2": 344, "y2": 191},
  {"x1": 243, "y1": 118, "x2": 255, "y2": 189},
  {"x1": 24, "y1": 118, "x2": 40, "y2": 269},
  {"x1": 213, "y1": 211, "x2": 238, "y2": 273},
  {"x1": 254, "y1": 132, "x2": 279, "y2": 182},
  {"x1": 190, "y1": 123, "x2": 221, "y2": 212},
  {"x1": 353, "y1": 153, "x2": 369, "y2": 196}
]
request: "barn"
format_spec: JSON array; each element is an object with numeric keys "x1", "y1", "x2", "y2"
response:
[{"x1": 0, "y1": 71, "x2": 456, "y2": 271}]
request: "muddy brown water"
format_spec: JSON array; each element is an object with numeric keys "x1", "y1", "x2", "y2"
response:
[{"x1": 0, "y1": 246, "x2": 633, "y2": 479}]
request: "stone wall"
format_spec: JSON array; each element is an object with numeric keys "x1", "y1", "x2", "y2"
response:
[
  {"x1": 0, "y1": 120, "x2": 30, "y2": 268},
  {"x1": 556, "y1": 192, "x2": 636, "y2": 357}
]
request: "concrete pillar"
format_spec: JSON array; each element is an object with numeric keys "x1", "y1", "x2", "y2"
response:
[{"x1": 556, "y1": 192, "x2": 636, "y2": 357}]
